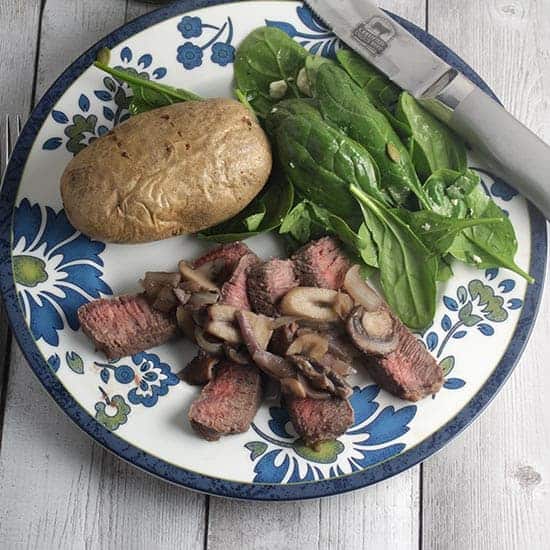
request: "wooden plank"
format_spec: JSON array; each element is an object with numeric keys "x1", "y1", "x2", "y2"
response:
[
  {"x1": 423, "y1": 1, "x2": 550, "y2": 549},
  {"x1": 0, "y1": 2, "x2": 206, "y2": 548},
  {"x1": 0, "y1": 0, "x2": 42, "y2": 443},
  {"x1": 207, "y1": 2, "x2": 425, "y2": 548}
]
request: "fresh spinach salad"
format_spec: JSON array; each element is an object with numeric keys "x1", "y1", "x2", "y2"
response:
[{"x1": 95, "y1": 27, "x2": 531, "y2": 330}]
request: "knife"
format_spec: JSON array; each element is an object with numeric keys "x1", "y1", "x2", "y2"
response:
[{"x1": 305, "y1": 0, "x2": 550, "y2": 220}]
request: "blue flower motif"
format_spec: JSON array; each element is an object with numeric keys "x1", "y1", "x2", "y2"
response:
[
  {"x1": 13, "y1": 199, "x2": 112, "y2": 346},
  {"x1": 266, "y1": 5, "x2": 340, "y2": 58},
  {"x1": 177, "y1": 42, "x2": 203, "y2": 70},
  {"x1": 126, "y1": 352, "x2": 179, "y2": 407},
  {"x1": 178, "y1": 16, "x2": 203, "y2": 39},
  {"x1": 211, "y1": 42, "x2": 235, "y2": 67},
  {"x1": 246, "y1": 385, "x2": 416, "y2": 483}
]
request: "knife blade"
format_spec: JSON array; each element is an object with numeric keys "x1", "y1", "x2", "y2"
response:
[{"x1": 305, "y1": 0, "x2": 550, "y2": 220}]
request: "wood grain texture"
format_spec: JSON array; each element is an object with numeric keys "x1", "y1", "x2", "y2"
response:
[
  {"x1": 423, "y1": 2, "x2": 550, "y2": 549},
  {"x1": 0, "y1": 2, "x2": 206, "y2": 548},
  {"x1": 207, "y1": 2, "x2": 425, "y2": 547},
  {"x1": 0, "y1": 0, "x2": 42, "y2": 444}
]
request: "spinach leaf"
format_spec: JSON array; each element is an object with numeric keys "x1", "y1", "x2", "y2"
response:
[
  {"x1": 234, "y1": 27, "x2": 309, "y2": 118},
  {"x1": 351, "y1": 185, "x2": 438, "y2": 330},
  {"x1": 279, "y1": 201, "x2": 314, "y2": 242},
  {"x1": 396, "y1": 92, "x2": 467, "y2": 181},
  {"x1": 273, "y1": 112, "x2": 389, "y2": 220},
  {"x1": 425, "y1": 170, "x2": 533, "y2": 282},
  {"x1": 358, "y1": 223, "x2": 379, "y2": 268},
  {"x1": 424, "y1": 169, "x2": 480, "y2": 216},
  {"x1": 265, "y1": 98, "x2": 322, "y2": 136},
  {"x1": 396, "y1": 209, "x2": 502, "y2": 256},
  {"x1": 199, "y1": 175, "x2": 294, "y2": 242},
  {"x1": 336, "y1": 49, "x2": 409, "y2": 138},
  {"x1": 315, "y1": 63, "x2": 430, "y2": 208},
  {"x1": 437, "y1": 256, "x2": 454, "y2": 282},
  {"x1": 279, "y1": 199, "x2": 367, "y2": 252},
  {"x1": 94, "y1": 62, "x2": 201, "y2": 114}
]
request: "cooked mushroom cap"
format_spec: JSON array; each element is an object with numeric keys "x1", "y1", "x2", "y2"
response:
[
  {"x1": 343, "y1": 265, "x2": 383, "y2": 311},
  {"x1": 279, "y1": 287, "x2": 340, "y2": 322},
  {"x1": 346, "y1": 306, "x2": 399, "y2": 356},
  {"x1": 286, "y1": 332, "x2": 329, "y2": 361}
]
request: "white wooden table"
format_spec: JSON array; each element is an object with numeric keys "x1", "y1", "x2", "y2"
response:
[{"x1": 0, "y1": 1, "x2": 549, "y2": 548}]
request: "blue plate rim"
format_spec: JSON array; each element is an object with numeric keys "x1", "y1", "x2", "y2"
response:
[{"x1": 0, "y1": 0, "x2": 546, "y2": 501}]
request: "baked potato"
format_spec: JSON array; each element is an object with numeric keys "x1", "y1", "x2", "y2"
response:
[{"x1": 60, "y1": 98, "x2": 272, "y2": 243}]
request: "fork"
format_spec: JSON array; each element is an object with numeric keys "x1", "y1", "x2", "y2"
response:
[{"x1": 1, "y1": 114, "x2": 23, "y2": 182}]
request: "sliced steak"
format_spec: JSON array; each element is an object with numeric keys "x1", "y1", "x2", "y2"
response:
[
  {"x1": 193, "y1": 242, "x2": 252, "y2": 283},
  {"x1": 292, "y1": 236, "x2": 351, "y2": 290},
  {"x1": 219, "y1": 253, "x2": 259, "y2": 310},
  {"x1": 347, "y1": 306, "x2": 443, "y2": 401},
  {"x1": 188, "y1": 363, "x2": 262, "y2": 441},
  {"x1": 366, "y1": 323, "x2": 443, "y2": 401},
  {"x1": 247, "y1": 259, "x2": 299, "y2": 316},
  {"x1": 78, "y1": 294, "x2": 177, "y2": 360},
  {"x1": 287, "y1": 396, "x2": 354, "y2": 447}
]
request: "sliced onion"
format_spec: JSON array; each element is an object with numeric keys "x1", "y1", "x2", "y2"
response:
[{"x1": 343, "y1": 265, "x2": 383, "y2": 311}]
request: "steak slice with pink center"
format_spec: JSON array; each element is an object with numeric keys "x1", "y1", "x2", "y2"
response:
[
  {"x1": 292, "y1": 236, "x2": 351, "y2": 290},
  {"x1": 78, "y1": 294, "x2": 177, "y2": 360},
  {"x1": 188, "y1": 362, "x2": 262, "y2": 441}
]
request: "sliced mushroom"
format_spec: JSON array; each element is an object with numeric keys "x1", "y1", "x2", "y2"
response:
[
  {"x1": 333, "y1": 292, "x2": 354, "y2": 320},
  {"x1": 195, "y1": 327, "x2": 225, "y2": 355},
  {"x1": 173, "y1": 287, "x2": 191, "y2": 306},
  {"x1": 280, "y1": 377, "x2": 307, "y2": 400},
  {"x1": 289, "y1": 355, "x2": 336, "y2": 394},
  {"x1": 204, "y1": 305, "x2": 243, "y2": 345},
  {"x1": 152, "y1": 285, "x2": 179, "y2": 313},
  {"x1": 270, "y1": 315, "x2": 302, "y2": 330},
  {"x1": 280, "y1": 287, "x2": 340, "y2": 322},
  {"x1": 346, "y1": 306, "x2": 399, "y2": 356},
  {"x1": 287, "y1": 332, "x2": 329, "y2": 361},
  {"x1": 224, "y1": 344, "x2": 251, "y2": 365},
  {"x1": 208, "y1": 304, "x2": 238, "y2": 322},
  {"x1": 251, "y1": 350, "x2": 296, "y2": 379},
  {"x1": 187, "y1": 290, "x2": 219, "y2": 308},
  {"x1": 288, "y1": 355, "x2": 352, "y2": 399},
  {"x1": 141, "y1": 271, "x2": 181, "y2": 299},
  {"x1": 178, "y1": 260, "x2": 218, "y2": 292},
  {"x1": 236, "y1": 310, "x2": 273, "y2": 354},
  {"x1": 316, "y1": 353, "x2": 356, "y2": 377},
  {"x1": 176, "y1": 306, "x2": 196, "y2": 341},
  {"x1": 205, "y1": 320, "x2": 242, "y2": 345},
  {"x1": 194, "y1": 258, "x2": 226, "y2": 283},
  {"x1": 344, "y1": 265, "x2": 383, "y2": 311},
  {"x1": 180, "y1": 352, "x2": 219, "y2": 385}
]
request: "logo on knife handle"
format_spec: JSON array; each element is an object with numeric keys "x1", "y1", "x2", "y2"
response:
[{"x1": 352, "y1": 16, "x2": 395, "y2": 55}]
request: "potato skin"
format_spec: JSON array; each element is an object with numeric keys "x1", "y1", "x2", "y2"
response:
[{"x1": 60, "y1": 99, "x2": 272, "y2": 243}]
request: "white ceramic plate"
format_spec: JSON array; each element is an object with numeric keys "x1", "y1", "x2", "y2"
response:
[{"x1": 0, "y1": 0, "x2": 545, "y2": 500}]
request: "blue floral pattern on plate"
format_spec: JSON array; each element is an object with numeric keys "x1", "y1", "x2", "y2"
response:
[
  {"x1": 176, "y1": 15, "x2": 235, "y2": 69},
  {"x1": 42, "y1": 46, "x2": 167, "y2": 154},
  {"x1": 12, "y1": 199, "x2": 112, "y2": 346},
  {"x1": 245, "y1": 385, "x2": 416, "y2": 483},
  {"x1": 266, "y1": 5, "x2": 340, "y2": 57}
]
